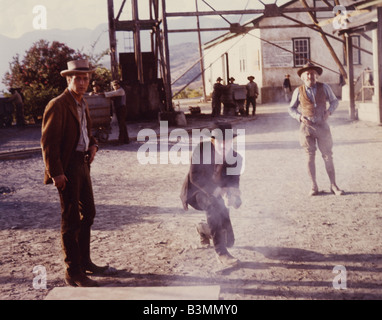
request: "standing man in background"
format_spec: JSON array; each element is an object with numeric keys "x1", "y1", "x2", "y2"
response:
[
  {"x1": 104, "y1": 80, "x2": 129, "y2": 144},
  {"x1": 289, "y1": 62, "x2": 344, "y2": 197},
  {"x1": 8, "y1": 88, "x2": 25, "y2": 127},
  {"x1": 211, "y1": 77, "x2": 224, "y2": 117},
  {"x1": 245, "y1": 76, "x2": 258, "y2": 116}
]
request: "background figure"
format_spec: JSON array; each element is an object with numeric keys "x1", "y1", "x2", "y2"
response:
[
  {"x1": 8, "y1": 88, "x2": 25, "y2": 127},
  {"x1": 104, "y1": 80, "x2": 129, "y2": 144},
  {"x1": 283, "y1": 74, "x2": 292, "y2": 102},
  {"x1": 211, "y1": 77, "x2": 224, "y2": 117},
  {"x1": 289, "y1": 62, "x2": 344, "y2": 197},
  {"x1": 245, "y1": 76, "x2": 258, "y2": 116},
  {"x1": 89, "y1": 81, "x2": 102, "y2": 96},
  {"x1": 41, "y1": 59, "x2": 113, "y2": 287},
  {"x1": 180, "y1": 122, "x2": 243, "y2": 267}
]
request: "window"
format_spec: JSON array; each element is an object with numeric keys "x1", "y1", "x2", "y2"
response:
[
  {"x1": 239, "y1": 45, "x2": 247, "y2": 72},
  {"x1": 293, "y1": 38, "x2": 310, "y2": 67},
  {"x1": 352, "y1": 36, "x2": 361, "y2": 65}
]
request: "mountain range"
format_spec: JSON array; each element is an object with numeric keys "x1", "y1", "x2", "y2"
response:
[{"x1": 0, "y1": 17, "x2": 232, "y2": 92}]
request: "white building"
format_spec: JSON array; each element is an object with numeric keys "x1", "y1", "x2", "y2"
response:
[{"x1": 202, "y1": 0, "x2": 374, "y2": 104}]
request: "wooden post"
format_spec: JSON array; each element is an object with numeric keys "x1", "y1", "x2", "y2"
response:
[
  {"x1": 132, "y1": 0, "x2": 144, "y2": 84},
  {"x1": 161, "y1": 0, "x2": 173, "y2": 111},
  {"x1": 195, "y1": 0, "x2": 207, "y2": 102},
  {"x1": 377, "y1": 7, "x2": 382, "y2": 124},
  {"x1": 107, "y1": 0, "x2": 119, "y2": 80},
  {"x1": 345, "y1": 33, "x2": 356, "y2": 120}
]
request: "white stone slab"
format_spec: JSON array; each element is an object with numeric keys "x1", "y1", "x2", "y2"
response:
[
  {"x1": 358, "y1": 102, "x2": 380, "y2": 123},
  {"x1": 45, "y1": 286, "x2": 220, "y2": 300}
]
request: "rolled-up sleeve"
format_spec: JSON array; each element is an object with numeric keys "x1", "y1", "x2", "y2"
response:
[
  {"x1": 323, "y1": 83, "x2": 339, "y2": 114},
  {"x1": 288, "y1": 88, "x2": 301, "y2": 122}
]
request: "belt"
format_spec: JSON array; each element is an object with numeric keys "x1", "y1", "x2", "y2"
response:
[
  {"x1": 302, "y1": 115, "x2": 324, "y2": 124},
  {"x1": 75, "y1": 151, "x2": 90, "y2": 162}
]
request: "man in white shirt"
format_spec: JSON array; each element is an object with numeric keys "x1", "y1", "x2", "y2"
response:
[
  {"x1": 289, "y1": 62, "x2": 344, "y2": 196},
  {"x1": 104, "y1": 80, "x2": 129, "y2": 144}
]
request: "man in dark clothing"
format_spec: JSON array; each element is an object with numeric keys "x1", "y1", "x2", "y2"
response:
[
  {"x1": 283, "y1": 74, "x2": 292, "y2": 102},
  {"x1": 245, "y1": 76, "x2": 259, "y2": 116},
  {"x1": 41, "y1": 59, "x2": 114, "y2": 287},
  {"x1": 180, "y1": 122, "x2": 243, "y2": 267},
  {"x1": 211, "y1": 77, "x2": 224, "y2": 117}
]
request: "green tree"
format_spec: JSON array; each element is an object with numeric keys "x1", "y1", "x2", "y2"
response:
[
  {"x1": 2, "y1": 39, "x2": 113, "y2": 122},
  {"x1": 2, "y1": 40, "x2": 85, "y2": 121}
]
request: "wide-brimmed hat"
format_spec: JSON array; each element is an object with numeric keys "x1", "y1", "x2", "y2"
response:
[
  {"x1": 60, "y1": 59, "x2": 96, "y2": 77},
  {"x1": 297, "y1": 62, "x2": 323, "y2": 77},
  {"x1": 247, "y1": 75, "x2": 255, "y2": 80},
  {"x1": 216, "y1": 77, "x2": 223, "y2": 82}
]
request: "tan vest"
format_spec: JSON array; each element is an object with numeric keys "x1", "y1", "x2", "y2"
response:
[{"x1": 298, "y1": 82, "x2": 326, "y2": 121}]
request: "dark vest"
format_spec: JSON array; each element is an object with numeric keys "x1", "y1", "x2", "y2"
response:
[{"x1": 298, "y1": 82, "x2": 326, "y2": 120}]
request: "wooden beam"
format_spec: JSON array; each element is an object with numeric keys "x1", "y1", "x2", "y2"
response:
[
  {"x1": 377, "y1": 7, "x2": 382, "y2": 124},
  {"x1": 161, "y1": 0, "x2": 173, "y2": 111},
  {"x1": 165, "y1": 7, "x2": 348, "y2": 17},
  {"x1": 299, "y1": 0, "x2": 348, "y2": 81},
  {"x1": 279, "y1": 12, "x2": 372, "y2": 55},
  {"x1": 195, "y1": 0, "x2": 207, "y2": 102},
  {"x1": 345, "y1": 33, "x2": 356, "y2": 120},
  {"x1": 115, "y1": 20, "x2": 158, "y2": 31},
  {"x1": 167, "y1": 24, "x2": 315, "y2": 33},
  {"x1": 107, "y1": 0, "x2": 119, "y2": 80}
]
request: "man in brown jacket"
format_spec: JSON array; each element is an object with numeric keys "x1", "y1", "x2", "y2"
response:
[
  {"x1": 289, "y1": 62, "x2": 344, "y2": 196},
  {"x1": 41, "y1": 59, "x2": 111, "y2": 287}
]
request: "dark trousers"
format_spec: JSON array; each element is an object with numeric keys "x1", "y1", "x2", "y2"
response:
[
  {"x1": 58, "y1": 152, "x2": 96, "y2": 276},
  {"x1": 246, "y1": 96, "x2": 256, "y2": 115},
  {"x1": 116, "y1": 105, "x2": 129, "y2": 143},
  {"x1": 195, "y1": 192, "x2": 234, "y2": 255},
  {"x1": 211, "y1": 99, "x2": 221, "y2": 117}
]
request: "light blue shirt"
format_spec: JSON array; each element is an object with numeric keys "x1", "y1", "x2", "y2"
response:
[
  {"x1": 289, "y1": 83, "x2": 339, "y2": 122},
  {"x1": 68, "y1": 89, "x2": 89, "y2": 152}
]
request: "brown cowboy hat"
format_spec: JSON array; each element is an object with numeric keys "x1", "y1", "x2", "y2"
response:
[
  {"x1": 247, "y1": 75, "x2": 255, "y2": 80},
  {"x1": 60, "y1": 59, "x2": 96, "y2": 77},
  {"x1": 297, "y1": 62, "x2": 323, "y2": 77},
  {"x1": 216, "y1": 77, "x2": 223, "y2": 82}
]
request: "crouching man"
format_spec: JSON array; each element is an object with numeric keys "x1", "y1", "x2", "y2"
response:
[{"x1": 180, "y1": 122, "x2": 242, "y2": 267}]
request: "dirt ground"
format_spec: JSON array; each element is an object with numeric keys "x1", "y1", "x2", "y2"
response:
[{"x1": 1, "y1": 101, "x2": 382, "y2": 300}]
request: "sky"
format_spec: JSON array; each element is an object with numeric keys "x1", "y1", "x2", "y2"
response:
[
  {"x1": 0, "y1": 0, "x2": 288, "y2": 91},
  {"x1": 0, "y1": 0, "x2": 284, "y2": 38}
]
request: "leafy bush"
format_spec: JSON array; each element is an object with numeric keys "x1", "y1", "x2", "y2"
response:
[{"x1": 2, "y1": 39, "x2": 111, "y2": 122}]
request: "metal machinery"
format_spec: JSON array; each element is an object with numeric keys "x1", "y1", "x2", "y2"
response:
[{"x1": 107, "y1": 0, "x2": 173, "y2": 120}]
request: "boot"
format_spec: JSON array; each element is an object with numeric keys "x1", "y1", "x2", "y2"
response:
[
  {"x1": 65, "y1": 271, "x2": 99, "y2": 287},
  {"x1": 216, "y1": 252, "x2": 239, "y2": 267},
  {"x1": 196, "y1": 222, "x2": 211, "y2": 246},
  {"x1": 79, "y1": 226, "x2": 111, "y2": 275}
]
